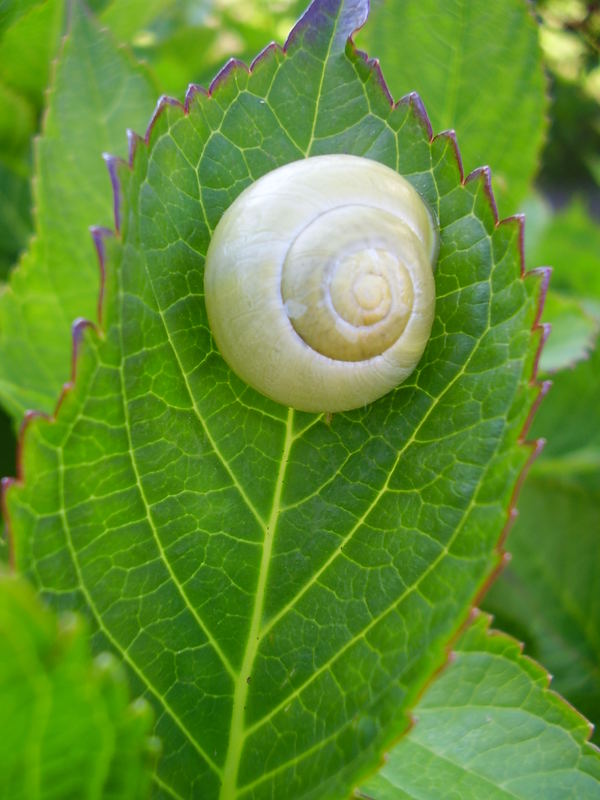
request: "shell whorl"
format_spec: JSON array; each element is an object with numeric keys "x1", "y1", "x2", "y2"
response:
[{"x1": 204, "y1": 154, "x2": 438, "y2": 413}]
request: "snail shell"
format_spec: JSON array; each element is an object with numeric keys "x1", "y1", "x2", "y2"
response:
[{"x1": 204, "y1": 154, "x2": 438, "y2": 413}]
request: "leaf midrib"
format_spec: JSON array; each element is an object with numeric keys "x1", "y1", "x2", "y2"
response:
[
  {"x1": 234, "y1": 303, "x2": 533, "y2": 795},
  {"x1": 219, "y1": 407, "x2": 294, "y2": 799}
]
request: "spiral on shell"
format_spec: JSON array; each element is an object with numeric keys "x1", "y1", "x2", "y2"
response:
[{"x1": 204, "y1": 154, "x2": 438, "y2": 413}]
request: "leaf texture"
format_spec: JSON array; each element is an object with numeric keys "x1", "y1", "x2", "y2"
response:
[
  {"x1": 4, "y1": 0, "x2": 546, "y2": 797},
  {"x1": 359, "y1": 613, "x2": 600, "y2": 799}
]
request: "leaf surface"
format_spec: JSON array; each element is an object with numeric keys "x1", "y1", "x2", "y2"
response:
[
  {"x1": 0, "y1": 571, "x2": 156, "y2": 799},
  {"x1": 356, "y1": 0, "x2": 548, "y2": 214},
  {"x1": 4, "y1": 1, "x2": 545, "y2": 797},
  {"x1": 359, "y1": 613, "x2": 600, "y2": 799},
  {"x1": 0, "y1": 0, "x2": 157, "y2": 419}
]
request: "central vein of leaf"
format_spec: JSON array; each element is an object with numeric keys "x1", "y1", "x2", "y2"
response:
[{"x1": 219, "y1": 407, "x2": 295, "y2": 799}]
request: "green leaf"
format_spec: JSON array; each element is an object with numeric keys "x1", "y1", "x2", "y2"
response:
[
  {"x1": 0, "y1": 157, "x2": 32, "y2": 281},
  {"x1": 0, "y1": 0, "x2": 157, "y2": 419},
  {"x1": 4, "y1": 0, "x2": 544, "y2": 797},
  {"x1": 484, "y1": 192, "x2": 600, "y2": 731},
  {"x1": 0, "y1": 570, "x2": 157, "y2": 799},
  {"x1": 99, "y1": 0, "x2": 177, "y2": 43},
  {"x1": 523, "y1": 196, "x2": 600, "y2": 301},
  {"x1": 0, "y1": 0, "x2": 63, "y2": 108},
  {"x1": 359, "y1": 613, "x2": 600, "y2": 799},
  {"x1": 0, "y1": 405, "x2": 16, "y2": 564},
  {"x1": 530, "y1": 333, "x2": 600, "y2": 478},
  {"x1": 0, "y1": 79, "x2": 36, "y2": 154},
  {"x1": 124, "y1": 1, "x2": 302, "y2": 100},
  {"x1": 484, "y1": 346, "x2": 600, "y2": 739},
  {"x1": 132, "y1": 20, "x2": 219, "y2": 100},
  {"x1": 0, "y1": 404, "x2": 16, "y2": 487},
  {"x1": 537, "y1": 291, "x2": 598, "y2": 373},
  {"x1": 484, "y1": 476, "x2": 600, "y2": 746},
  {"x1": 517, "y1": 195, "x2": 600, "y2": 371},
  {"x1": 0, "y1": 1, "x2": 42, "y2": 37},
  {"x1": 355, "y1": 0, "x2": 548, "y2": 215}
]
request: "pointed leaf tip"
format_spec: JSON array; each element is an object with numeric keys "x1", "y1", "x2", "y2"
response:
[{"x1": 288, "y1": 0, "x2": 369, "y2": 52}]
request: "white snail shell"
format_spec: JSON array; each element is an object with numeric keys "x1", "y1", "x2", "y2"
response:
[{"x1": 204, "y1": 154, "x2": 438, "y2": 413}]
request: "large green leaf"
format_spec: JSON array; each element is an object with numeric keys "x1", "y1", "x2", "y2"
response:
[
  {"x1": 360, "y1": 613, "x2": 600, "y2": 799},
  {"x1": 4, "y1": 0, "x2": 545, "y2": 797},
  {"x1": 0, "y1": 570, "x2": 157, "y2": 799},
  {"x1": 356, "y1": 0, "x2": 548, "y2": 215},
  {"x1": 0, "y1": 0, "x2": 157, "y2": 419},
  {"x1": 536, "y1": 290, "x2": 597, "y2": 373}
]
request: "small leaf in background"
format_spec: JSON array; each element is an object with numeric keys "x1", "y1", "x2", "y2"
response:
[
  {"x1": 0, "y1": 157, "x2": 32, "y2": 281},
  {"x1": 536, "y1": 291, "x2": 597, "y2": 373},
  {"x1": 0, "y1": 1, "x2": 157, "y2": 420},
  {"x1": 4, "y1": 0, "x2": 546, "y2": 796},
  {"x1": 0, "y1": 0, "x2": 63, "y2": 109},
  {"x1": 535, "y1": 2, "x2": 600, "y2": 200},
  {"x1": 530, "y1": 346, "x2": 600, "y2": 474},
  {"x1": 359, "y1": 613, "x2": 600, "y2": 799},
  {"x1": 355, "y1": 0, "x2": 548, "y2": 215},
  {"x1": 523, "y1": 195, "x2": 600, "y2": 302},
  {"x1": 485, "y1": 477, "x2": 600, "y2": 747},
  {"x1": 123, "y1": 0, "x2": 307, "y2": 99},
  {"x1": 0, "y1": 570, "x2": 157, "y2": 799},
  {"x1": 517, "y1": 195, "x2": 600, "y2": 370},
  {"x1": 0, "y1": 79, "x2": 35, "y2": 155}
]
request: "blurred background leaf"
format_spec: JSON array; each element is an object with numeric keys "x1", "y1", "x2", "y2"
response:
[
  {"x1": 0, "y1": 570, "x2": 158, "y2": 798},
  {"x1": 0, "y1": 1, "x2": 157, "y2": 420},
  {"x1": 355, "y1": 0, "x2": 549, "y2": 216},
  {"x1": 0, "y1": 0, "x2": 63, "y2": 108},
  {"x1": 535, "y1": 0, "x2": 600, "y2": 204},
  {"x1": 361, "y1": 613, "x2": 600, "y2": 799},
  {"x1": 484, "y1": 5, "x2": 600, "y2": 745},
  {"x1": 484, "y1": 347, "x2": 600, "y2": 742}
]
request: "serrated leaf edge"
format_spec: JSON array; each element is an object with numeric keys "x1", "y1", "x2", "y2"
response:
[{"x1": 355, "y1": 609, "x2": 600, "y2": 799}]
